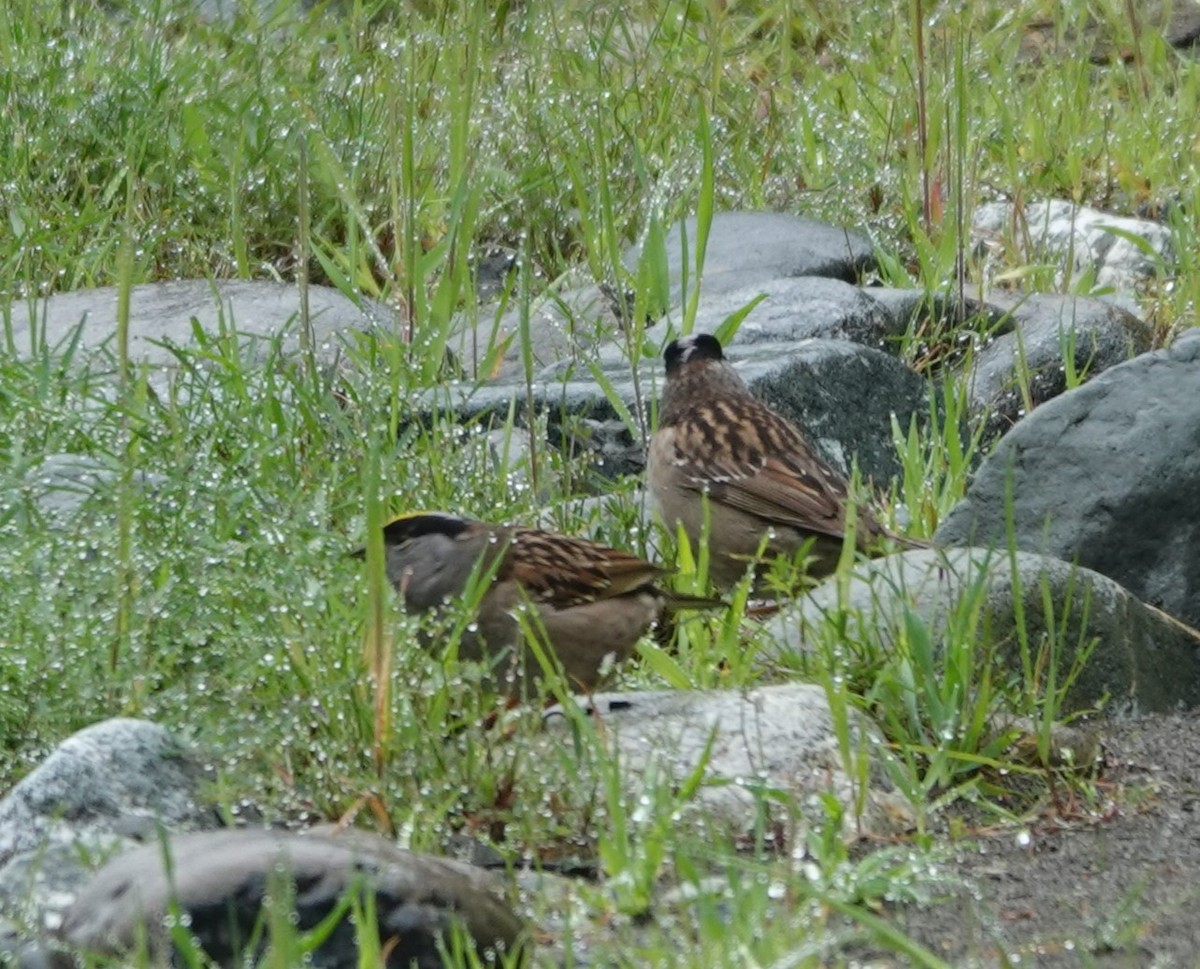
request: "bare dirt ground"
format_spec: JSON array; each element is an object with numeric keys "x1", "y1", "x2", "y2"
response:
[{"x1": 887, "y1": 711, "x2": 1200, "y2": 968}]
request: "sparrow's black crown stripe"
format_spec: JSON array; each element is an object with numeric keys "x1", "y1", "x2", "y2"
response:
[
  {"x1": 381, "y1": 512, "x2": 473, "y2": 545},
  {"x1": 664, "y1": 333, "x2": 725, "y2": 375}
]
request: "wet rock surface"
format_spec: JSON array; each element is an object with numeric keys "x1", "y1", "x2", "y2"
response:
[
  {"x1": 0, "y1": 718, "x2": 213, "y2": 885},
  {"x1": 962, "y1": 292, "x2": 1153, "y2": 442},
  {"x1": 937, "y1": 330, "x2": 1200, "y2": 629},
  {"x1": 623, "y1": 211, "x2": 876, "y2": 299},
  {"x1": 0, "y1": 719, "x2": 214, "y2": 965},
  {"x1": 972, "y1": 199, "x2": 1175, "y2": 290}
]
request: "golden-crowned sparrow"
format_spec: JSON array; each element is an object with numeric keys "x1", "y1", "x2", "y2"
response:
[
  {"x1": 369, "y1": 512, "x2": 719, "y2": 695},
  {"x1": 647, "y1": 332, "x2": 923, "y2": 589}
]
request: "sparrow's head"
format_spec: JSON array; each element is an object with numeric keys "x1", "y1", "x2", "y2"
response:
[{"x1": 663, "y1": 333, "x2": 725, "y2": 378}]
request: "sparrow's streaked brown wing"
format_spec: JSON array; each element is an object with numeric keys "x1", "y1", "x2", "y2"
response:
[
  {"x1": 709, "y1": 455, "x2": 850, "y2": 539},
  {"x1": 663, "y1": 398, "x2": 854, "y2": 541},
  {"x1": 499, "y1": 529, "x2": 668, "y2": 608}
]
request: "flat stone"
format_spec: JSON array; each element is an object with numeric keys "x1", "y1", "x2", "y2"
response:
[
  {"x1": 2, "y1": 280, "x2": 396, "y2": 372},
  {"x1": 624, "y1": 211, "x2": 876, "y2": 303},
  {"x1": 544, "y1": 685, "x2": 913, "y2": 841},
  {"x1": 683, "y1": 275, "x2": 902, "y2": 353}
]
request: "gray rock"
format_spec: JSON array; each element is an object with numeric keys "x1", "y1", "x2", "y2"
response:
[
  {"x1": 3, "y1": 453, "x2": 167, "y2": 525},
  {"x1": 764, "y1": 547, "x2": 1200, "y2": 715},
  {"x1": 964, "y1": 293, "x2": 1153, "y2": 441},
  {"x1": 1168, "y1": 0, "x2": 1200, "y2": 46},
  {"x1": 471, "y1": 245, "x2": 518, "y2": 304},
  {"x1": 936, "y1": 332, "x2": 1200, "y2": 628},
  {"x1": 624, "y1": 211, "x2": 876, "y2": 303},
  {"x1": 0, "y1": 719, "x2": 213, "y2": 942},
  {"x1": 684, "y1": 276, "x2": 902, "y2": 353},
  {"x1": 438, "y1": 214, "x2": 914, "y2": 485},
  {"x1": 973, "y1": 200, "x2": 1174, "y2": 291},
  {"x1": 53, "y1": 828, "x2": 526, "y2": 969},
  {"x1": 544, "y1": 685, "x2": 913, "y2": 840},
  {"x1": 450, "y1": 280, "x2": 622, "y2": 381},
  {"x1": 732, "y1": 338, "x2": 927, "y2": 486},
  {"x1": 864, "y1": 287, "x2": 1008, "y2": 338},
  {"x1": 457, "y1": 212, "x2": 878, "y2": 382},
  {"x1": 859, "y1": 288, "x2": 1151, "y2": 442},
  {"x1": 426, "y1": 337, "x2": 928, "y2": 485},
  {"x1": 2, "y1": 280, "x2": 396, "y2": 372},
  {"x1": 0, "y1": 719, "x2": 210, "y2": 869}
]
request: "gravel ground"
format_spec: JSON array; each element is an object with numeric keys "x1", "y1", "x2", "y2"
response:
[{"x1": 886, "y1": 711, "x2": 1200, "y2": 967}]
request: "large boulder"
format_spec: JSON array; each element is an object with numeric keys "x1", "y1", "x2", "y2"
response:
[
  {"x1": 937, "y1": 331, "x2": 1200, "y2": 629},
  {"x1": 764, "y1": 546, "x2": 1200, "y2": 716}
]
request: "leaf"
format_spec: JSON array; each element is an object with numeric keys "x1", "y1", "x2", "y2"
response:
[
  {"x1": 636, "y1": 641, "x2": 693, "y2": 689},
  {"x1": 713, "y1": 292, "x2": 767, "y2": 347}
]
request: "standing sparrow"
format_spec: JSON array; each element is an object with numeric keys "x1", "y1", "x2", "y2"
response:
[
  {"x1": 367, "y1": 512, "x2": 719, "y2": 696},
  {"x1": 647, "y1": 333, "x2": 921, "y2": 589}
]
